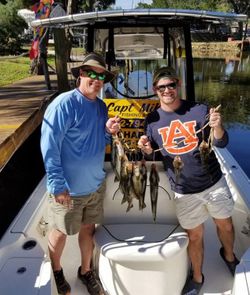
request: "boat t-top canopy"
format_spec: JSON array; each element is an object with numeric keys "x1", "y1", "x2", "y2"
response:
[
  {"x1": 31, "y1": 9, "x2": 248, "y2": 29},
  {"x1": 30, "y1": 9, "x2": 248, "y2": 100}
]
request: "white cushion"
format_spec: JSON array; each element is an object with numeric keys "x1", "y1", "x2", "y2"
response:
[{"x1": 95, "y1": 223, "x2": 188, "y2": 262}]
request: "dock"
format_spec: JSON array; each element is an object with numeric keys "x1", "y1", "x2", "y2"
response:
[
  {"x1": 0, "y1": 75, "x2": 58, "y2": 171},
  {"x1": 192, "y1": 39, "x2": 250, "y2": 56}
]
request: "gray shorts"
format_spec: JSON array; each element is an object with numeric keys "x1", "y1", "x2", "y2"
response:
[
  {"x1": 174, "y1": 176, "x2": 234, "y2": 229},
  {"x1": 47, "y1": 181, "x2": 106, "y2": 235}
]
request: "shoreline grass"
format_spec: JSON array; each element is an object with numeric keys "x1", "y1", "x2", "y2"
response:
[
  {"x1": 0, "y1": 55, "x2": 55, "y2": 87},
  {"x1": 0, "y1": 57, "x2": 32, "y2": 87}
]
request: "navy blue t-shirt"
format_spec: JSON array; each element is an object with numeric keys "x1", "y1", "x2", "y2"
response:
[{"x1": 145, "y1": 100, "x2": 228, "y2": 194}]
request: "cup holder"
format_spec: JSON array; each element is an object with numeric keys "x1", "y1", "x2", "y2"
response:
[{"x1": 22, "y1": 239, "x2": 37, "y2": 250}]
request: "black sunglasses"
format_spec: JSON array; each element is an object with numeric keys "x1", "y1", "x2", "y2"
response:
[
  {"x1": 86, "y1": 70, "x2": 106, "y2": 81},
  {"x1": 155, "y1": 82, "x2": 177, "y2": 92}
]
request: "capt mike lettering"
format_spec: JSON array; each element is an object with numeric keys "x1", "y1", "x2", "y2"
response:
[{"x1": 158, "y1": 119, "x2": 198, "y2": 154}]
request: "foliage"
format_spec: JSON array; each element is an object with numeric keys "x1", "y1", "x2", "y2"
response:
[
  {"x1": 0, "y1": 56, "x2": 31, "y2": 86},
  {"x1": 0, "y1": 0, "x2": 27, "y2": 55},
  {"x1": 137, "y1": 0, "x2": 249, "y2": 15},
  {"x1": 227, "y1": 0, "x2": 250, "y2": 15},
  {"x1": 137, "y1": 0, "x2": 230, "y2": 11},
  {"x1": 0, "y1": 55, "x2": 55, "y2": 86},
  {"x1": 80, "y1": 0, "x2": 115, "y2": 12}
]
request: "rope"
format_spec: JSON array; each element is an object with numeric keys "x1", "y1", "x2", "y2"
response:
[{"x1": 102, "y1": 223, "x2": 180, "y2": 243}]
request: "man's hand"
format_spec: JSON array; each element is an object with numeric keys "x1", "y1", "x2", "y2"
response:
[
  {"x1": 209, "y1": 107, "x2": 225, "y2": 139},
  {"x1": 55, "y1": 191, "x2": 72, "y2": 208},
  {"x1": 106, "y1": 115, "x2": 120, "y2": 135},
  {"x1": 209, "y1": 107, "x2": 222, "y2": 129},
  {"x1": 138, "y1": 135, "x2": 153, "y2": 154}
]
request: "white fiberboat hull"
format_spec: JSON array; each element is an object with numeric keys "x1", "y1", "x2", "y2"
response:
[{"x1": 0, "y1": 148, "x2": 249, "y2": 295}]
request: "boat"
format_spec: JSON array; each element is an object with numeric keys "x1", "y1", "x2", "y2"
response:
[{"x1": 0, "y1": 9, "x2": 249, "y2": 295}]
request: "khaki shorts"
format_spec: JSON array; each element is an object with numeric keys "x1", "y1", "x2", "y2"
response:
[
  {"x1": 47, "y1": 181, "x2": 106, "y2": 235},
  {"x1": 174, "y1": 176, "x2": 234, "y2": 230}
]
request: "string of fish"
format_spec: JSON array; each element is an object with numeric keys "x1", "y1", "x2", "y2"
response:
[
  {"x1": 111, "y1": 126, "x2": 161, "y2": 222},
  {"x1": 111, "y1": 131, "x2": 147, "y2": 213}
]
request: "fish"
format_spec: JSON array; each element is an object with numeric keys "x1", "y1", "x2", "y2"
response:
[
  {"x1": 139, "y1": 159, "x2": 147, "y2": 210},
  {"x1": 119, "y1": 157, "x2": 138, "y2": 213},
  {"x1": 125, "y1": 163, "x2": 135, "y2": 212},
  {"x1": 111, "y1": 136, "x2": 119, "y2": 181},
  {"x1": 119, "y1": 154, "x2": 130, "y2": 203},
  {"x1": 173, "y1": 155, "x2": 184, "y2": 183},
  {"x1": 131, "y1": 160, "x2": 147, "y2": 210},
  {"x1": 111, "y1": 136, "x2": 125, "y2": 182},
  {"x1": 149, "y1": 163, "x2": 160, "y2": 222},
  {"x1": 199, "y1": 139, "x2": 210, "y2": 166},
  {"x1": 131, "y1": 162, "x2": 141, "y2": 201},
  {"x1": 199, "y1": 126, "x2": 213, "y2": 166}
]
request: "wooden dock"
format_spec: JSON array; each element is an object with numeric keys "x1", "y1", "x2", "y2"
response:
[
  {"x1": 192, "y1": 39, "x2": 250, "y2": 56},
  {"x1": 0, "y1": 75, "x2": 58, "y2": 171}
]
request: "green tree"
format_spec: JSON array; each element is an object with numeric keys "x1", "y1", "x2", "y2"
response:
[
  {"x1": 137, "y1": 0, "x2": 249, "y2": 13},
  {"x1": 20, "y1": 0, "x2": 115, "y2": 91},
  {"x1": 227, "y1": 0, "x2": 250, "y2": 15},
  {"x1": 81, "y1": 0, "x2": 115, "y2": 12},
  {"x1": 57, "y1": 0, "x2": 116, "y2": 91},
  {"x1": 0, "y1": 0, "x2": 27, "y2": 55},
  {"x1": 138, "y1": 0, "x2": 247, "y2": 38}
]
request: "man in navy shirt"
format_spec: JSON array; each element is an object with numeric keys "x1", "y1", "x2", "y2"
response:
[{"x1": 138, "y1": 66, "x2": 239, "y2": 295}]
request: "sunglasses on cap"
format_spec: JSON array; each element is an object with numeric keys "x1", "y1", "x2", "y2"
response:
[
  {"x1": 85, "y1": 70, "x2": 106, "y2": 81},
  {"x1": 155, "y1": 82, "x2": 177, "y2": 92}
]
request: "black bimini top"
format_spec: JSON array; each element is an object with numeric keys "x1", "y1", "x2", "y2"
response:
[{"x1": 31, "y1": 8, "x2": 247, "y2": 29}]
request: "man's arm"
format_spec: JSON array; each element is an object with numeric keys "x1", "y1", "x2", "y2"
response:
[{"x1": 40, "y1": 104, "x2": 70, "y2": 195}]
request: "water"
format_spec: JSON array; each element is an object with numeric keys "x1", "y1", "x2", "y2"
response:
[
  {"x1": 193, "y1": 52, "x2": 250, "y2": 179},
  {"x1": 0, "y1": 127, "x2": 45, "y2": 237}
]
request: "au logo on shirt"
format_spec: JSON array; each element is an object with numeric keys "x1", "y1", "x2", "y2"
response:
[{"x1": 158, "y1": 119, "x2": 198, "y2": 154}]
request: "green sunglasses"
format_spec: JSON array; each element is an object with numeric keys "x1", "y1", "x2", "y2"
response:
[{"x1": 86, "y1": 70, "x2": 106, "y2": 81}]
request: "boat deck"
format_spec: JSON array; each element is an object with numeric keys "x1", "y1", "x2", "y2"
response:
[
  {"x1": 0, "y1": 75, "x2": 57, "y2": 171},
  {"x1": 62, "y1": 217, "x2": 233, "y2": 295},
  {"x1": 1, "y1": 158, "x2": 247, "y2": 295}
]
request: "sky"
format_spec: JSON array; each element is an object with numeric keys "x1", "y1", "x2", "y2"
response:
[{"x1": 113, "y1": 0, "x2": 152, "y2": 9}]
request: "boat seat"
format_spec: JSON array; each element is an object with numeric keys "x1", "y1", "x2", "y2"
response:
[{"x1": 94, "y1": 223, "x2": 189, "y2": 295}]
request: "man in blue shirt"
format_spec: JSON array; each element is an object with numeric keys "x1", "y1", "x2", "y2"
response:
[
  {"x1": 41, "y1": 52, "x2": 119, "y2": 295},
  {"x1": 138, "y1": 66, "x2": 239, "y2": 295}
]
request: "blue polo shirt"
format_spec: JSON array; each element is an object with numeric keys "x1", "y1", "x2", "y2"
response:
[{"x1": 41, "y1": 89, "x2": 110, "y2": 196}]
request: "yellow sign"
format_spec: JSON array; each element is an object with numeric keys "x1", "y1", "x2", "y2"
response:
[
  {"x1": 104, "y1": 99, "x2": 160, "y2": 119},
  {"x1": 104, "y1": 98, "x2": 160, "y2": 149}
]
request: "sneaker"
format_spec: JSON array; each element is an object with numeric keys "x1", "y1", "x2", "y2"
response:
[
  {"x1": 181, "y1": 272, "x2": 204, "y2": 295},
  {"x1": 220, "y1": 247, "x2": 240, "y2": 276},
  {"x1": 53, "y1": 268, "x2": 71, "y2": 295},
  {"x1": 77, "y1": 267, "x2": 105, "y2": 295}
]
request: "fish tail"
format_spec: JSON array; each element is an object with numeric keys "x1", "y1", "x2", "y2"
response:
[
  {"x1": 152, "y1": 203, "x2": 156, "y2": 222},
  {"x1": 126, "y1": 202, "x2": 133, "y2": 212},
  {"x1": 139, "y1": 198, "x2": 147, "y2": 210},
  {"x1": 121, "y1": 194, "x2": 127, "y2": 204}
]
